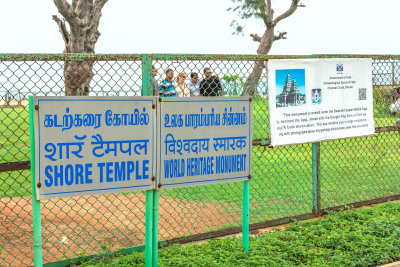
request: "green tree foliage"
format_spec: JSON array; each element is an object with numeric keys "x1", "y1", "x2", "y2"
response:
[
  {"x1": 227, "y1": 0, "x2": 305, "y2": 95},
  {"x1": 227, "y1": 0, "x2": 265, "y2": 35},
  {"x1": 222, "y1": 74, "x2": 245, "y2": 95}
]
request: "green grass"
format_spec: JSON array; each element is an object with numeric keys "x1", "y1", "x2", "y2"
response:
[
  {"x1": 0, "y1": 106, "x2": 30, "y2": 163},
  {"x1": 82, "y1": 201, "x2": 400, "y2": 267}
]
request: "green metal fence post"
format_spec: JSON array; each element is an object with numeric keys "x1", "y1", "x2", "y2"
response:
[
  {"x1": 143, "y1": 54, "x2": 155, "y2": 267},
  {"x1": 312, "y1": 142, "x2": 321, "y2": 215},
  {"x1": 152, "y1": 190, "x2": 159, "y2": 267},
  {"x1": 145, "y1": 53, "x2": 159, "y2": 267},
  {"x1": 142, "y1": 54, "x2": 153, "y2": 97},
  {"x1": 29, "y1": 96, "x2": 43, "y2": 267},
  {"x1": 242, "y1": 180, "x2": 250, "y2": 253},
  {"x1": 145, "y1": 190, "x2": 154, "y2": 267}
]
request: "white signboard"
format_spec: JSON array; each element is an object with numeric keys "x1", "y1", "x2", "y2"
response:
[
  {"x1": 268, "y1": 58, "x2": 374, "y2": 146},
  {"x1": 34, "y1": 97, "x2": 156, "y2": 199},
  {"x1": 158, "y1": 97, "x2": 252, "y2": 189}
]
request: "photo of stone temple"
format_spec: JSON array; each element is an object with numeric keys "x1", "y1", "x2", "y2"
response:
[{"x1": 276, "y1": 73, "x2": 306, "y2": 108}]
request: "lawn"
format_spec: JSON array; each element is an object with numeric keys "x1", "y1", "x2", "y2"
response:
[
  {"x1": 82, "y1": 201, "x2": 400, "y2": 267},
  {"x1": 0, "y1": 106, "x2": 30, "y2": 163}
]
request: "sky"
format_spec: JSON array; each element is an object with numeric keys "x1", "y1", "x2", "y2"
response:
[{"x1": 0, "y1": 0, "x2": 400, "y2": 55}]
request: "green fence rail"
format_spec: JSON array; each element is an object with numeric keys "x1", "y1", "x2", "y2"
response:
[{"x1": 1, "y1": 54, "x2": 400, "y2": 266}]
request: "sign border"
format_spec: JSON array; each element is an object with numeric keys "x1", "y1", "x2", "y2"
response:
[
  {"x1": 34, "y1": 96, "x2": 157, "y2": 199},
  {"x1": 267, "y1": 58, "x2": 375, "y2": 147},
  {"x1": 157, "y1": 97, "x2": 252, "y2": 189}
]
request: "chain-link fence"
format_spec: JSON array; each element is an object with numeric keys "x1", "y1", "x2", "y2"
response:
[{"x1": 1, "y1": 54, "x2": 400, "y2": 266}]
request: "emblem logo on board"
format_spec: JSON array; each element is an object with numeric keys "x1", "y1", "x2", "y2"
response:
[
  {"x1": 311, "y1": 88, "x2": 322, "y2": 104},
  {"x1": 336, "y1": 64, "x2": 344, "y2": 74}
]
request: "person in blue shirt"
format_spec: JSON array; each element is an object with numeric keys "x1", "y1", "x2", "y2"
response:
[
  {"x1": 188, "y1": 72, "x2": 201, "y2": 96},
  {"x1": 159, "y1": 69, "x2": 177, "y2": 97}
]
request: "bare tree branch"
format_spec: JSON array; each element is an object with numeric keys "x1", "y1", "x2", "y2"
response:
[
  {"x1": 261, "y1": 0, "x2": 273, "y2": 26},
  {"x1": 72, "y1": 0, "x2": 78, "y2": 11},
  {"x1": 266, "y1": 0, "x2": 273, "y2": 20},
  {"x1": 273, "y1": 0, "x2": 304, "y2": 26},
  {"x1": 84, "y1": 0, "x2": 108, "y2": 52},
  {"x1": 95, "y1": 0, "x2": 108, "y2": 9},
  {"x1": 53, "y1": 0, "x2": 78, "y2": 25},
  {"x1": 73, "y1": 0, "x2": 85, "y2": 13},
  {"x1": 89, "y1": 0, "x2": 108, "y2": 29},
  {"x1": 52, "y1": 15, "x2": 70, "y2": 48},
  {"x1": 75, "y1": 0, "x2": 91, "y2": 27},
  {"x1": 274, "y1": 31, "x2": 287, "y2": 41},
  {"x1": 250, "y1": 33, "x2": 262, "y2": 42}
]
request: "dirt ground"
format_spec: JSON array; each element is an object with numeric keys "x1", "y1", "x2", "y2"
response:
[{"x1": 0, "y1": 194, "x2": 240, "y2": 266}]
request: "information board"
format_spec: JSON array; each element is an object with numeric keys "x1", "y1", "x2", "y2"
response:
[
  {"x1": 158, "y1": 97, "x2": 252, "y2": 189},
  {"x1": 268, "y1": 58, "x2": 374, "y2": 146},
  {"x1": 34, "y1": 97, "x2": 156, "y2": 199}
]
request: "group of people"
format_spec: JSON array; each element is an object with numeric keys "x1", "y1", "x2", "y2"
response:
[{"x1": 151, "y1": 66, "x2": 223, "y2": 97}]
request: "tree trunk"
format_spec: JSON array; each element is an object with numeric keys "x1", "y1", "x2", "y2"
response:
[
  {"x1": 64, "y1": 61, "x2": 94, "y2": 96},
  {"x1": 242, "y1": 28, "x2": 274, "y2": 96},
  {"x1": 53, "y1": 0, "x2": 107, "y2": 96}
]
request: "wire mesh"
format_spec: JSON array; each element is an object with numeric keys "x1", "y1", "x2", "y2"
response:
[
  {"x1": 0, "y1": 59, "x2": 146, "y2": 266},
  {"x1": 320, "y1": 132, "x2": 400, "y2": 209},
  {"x1": 153, "y1": 58, "x2": 265, "y2": 241},
  {"x1": 1, "y1": 55, "x2": 400, "y2": 266}
]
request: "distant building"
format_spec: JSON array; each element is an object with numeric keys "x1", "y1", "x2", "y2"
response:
[{"x1": 276, "y1": 74, "x2": 305, "y2": 107}]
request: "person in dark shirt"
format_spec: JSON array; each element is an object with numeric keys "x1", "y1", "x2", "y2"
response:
[{"x1": 199, "y1": 68, "x2": 222, "y2": 96}]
